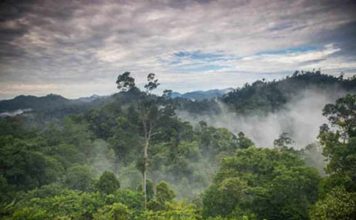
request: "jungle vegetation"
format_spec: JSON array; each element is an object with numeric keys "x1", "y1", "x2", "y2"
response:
[{"x1": 0, "y1": 71, "x2": 355, "y2": 219}]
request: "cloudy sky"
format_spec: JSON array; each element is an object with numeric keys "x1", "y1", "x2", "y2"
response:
[{"x1": 0, "y1": 0, "x2": 355, "y2": 99}]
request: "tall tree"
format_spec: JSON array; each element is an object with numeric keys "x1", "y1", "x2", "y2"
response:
[
  {"x1": 116, "y1": 72, "x2": 162, "y2": 209},
  {"x1": 140, "y1": 73, "x2": 160, "y2": 209}
]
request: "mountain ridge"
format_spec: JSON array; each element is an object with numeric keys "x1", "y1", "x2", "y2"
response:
[
  {"x1": 1, "y1": 71, "x2": 355, "y2": 117},
  {"x1": 0, "y1": 88, "x2": 233, "y2": 113}
]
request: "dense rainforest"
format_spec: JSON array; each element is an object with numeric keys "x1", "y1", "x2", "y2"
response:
[{"x1": 0, "y1": 71, "x2": 355, "y2": 219}]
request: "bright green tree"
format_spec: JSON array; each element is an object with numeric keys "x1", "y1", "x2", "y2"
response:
[
  {"x1": 310, "y1": 187, "x2": 356, "y2": 220},
  {"x1": 93, "y1": 202, "x2": 132, "y2": 220},
  {"x1": 318, "y1": 94, "x2": 356, "y2": 191},
  {"x1": 309, "y1": 94, "x2": 356, "y2": 219},
  {"x1": 203, "y1": 147, "x2": 320, "y2": 219}
]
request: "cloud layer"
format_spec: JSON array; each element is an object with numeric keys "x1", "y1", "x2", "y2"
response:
[{"x1": 0, "y1": 0, "x2": 355, "y2": 98}]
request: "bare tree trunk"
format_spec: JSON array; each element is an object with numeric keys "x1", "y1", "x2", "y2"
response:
[
  {"x1": 142, "y1": 119, "x2": 152, "y2": 210},
  {"x1": 143, "y1": 137, "x2": 148, "y2": 209}
]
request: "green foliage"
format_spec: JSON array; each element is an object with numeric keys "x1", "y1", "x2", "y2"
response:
[
  {"x1": 106, "y1": 189, "x2": 144, "y2": 211},
  {"x1": 20, "y1": 183, "x2": 70, "y2": 200},
  {"x1": 93, "y1": 202, "x2": 132, "y2": 220},
  {"x1": 147, "y1": 181, "x2": 176, "y2": 211},
  {"x1": 0, "y1": 175, "x2": 13, "y2": 204},
  {"x1": 9, "y1": 189, "x2": 104, "y2": 219},
  {"x1": 310, "y1": 187, "x2": 356, "y2": 220},
  {"x1": 137, "y1": 180, "x2": 155, "y2": 201},
  {"x1": 64, "y1": 165, "x2": 94, "y2": 191},
  {"x1": 96, "y1": 171, "x2": 120, "y2": 194},
  {"x1": 1, "y1": 72, "x2": 355, "y2": 220},
  {"x1": 0, "y1": 116, "x2": 31, "y2": 138},
  {"x1": 222, "y1": 71, "x2": 356, "y2": 114},
  {"x1": 198, "y1": 123, "x2": 239, "y2": 157},
  {"x1": 203, "y1": 147, "x2": 320, "y2": 219},
  {"x1": 0, "y1": 135, "x2": 64, "y2": 190},
  {"x1": 310, "y1": 94, "x2": 356, "y2": 219},
  {"x1": 156, "y1": 181, "x2": 175, "y2": 204},
  {"x1": 4, "y1": 186, "x2": 144, "y2": 219},
  {"x1": 141, "y1": 201, "x2": 199, "y2": 220},
  {"x1": 203, "y1": 177, "x2": 248, "y2": 218},
  {"x1": 86, "y1": 107, "x2": 118, "y2": 139},
  {"x1": 11, "y1": 207, "x2": 51, "y2": 220},
  {"x1": 109, "y1": 114, "x2": 141, "y2": 165},
  {"x1": 51, "y1": 143, "x2": 86, "y2": 168},
  {"x1": 237, "y1": 132, "x2": 254, "y2": 149},
  {"x1": 319, "y1": 94, "x2": 356, "y2": 191}
]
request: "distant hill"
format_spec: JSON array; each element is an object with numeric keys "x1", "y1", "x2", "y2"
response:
[
  {"x1": 0, "y1": 88, "x2": 232, "y2": 114},
  {"x1": 170, "y1": 88, "x2": 233, "y2": 101},
  {"x1": 75, "y1": 94, "x2": 104, "y2": 103},
  {"x1": 172, "y1": 71, "x2": 356, "y2": 115},
  {"x1": 1, "y1": 71, "x2": 355, "y2": 118},
  {"x1": 0, "y1": 93, "x2": 106, "y2": 118},
  {"x1": 0, "y1": 94, "x2": 71, "y2": 112},
  {"x1": 222, "y1": 71, "x2": 356, "y2": 114}
]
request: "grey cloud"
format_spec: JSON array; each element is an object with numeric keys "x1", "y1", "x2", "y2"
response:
[
  {"x1": 0, "y1": 0, "x2": 355, "y2": 99},
  {"x1": 317, "y1": 21, "x2": 356, "y2": 59}
]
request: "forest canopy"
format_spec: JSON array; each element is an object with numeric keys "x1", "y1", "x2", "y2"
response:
[{"x1": 0, "y1": 71, "x2": 355, "y2": 219}]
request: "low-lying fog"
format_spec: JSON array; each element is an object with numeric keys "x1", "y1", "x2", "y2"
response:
[{"x1": 177, "y1": 88, "x2": 346, "y2": 149}]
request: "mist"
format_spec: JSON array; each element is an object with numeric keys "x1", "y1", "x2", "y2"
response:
[
  {"x1": 0, "y1": 108, "x2": 32, "y2": 117},
  {"x1": 177, "y1": 88, "x2": 346, "y2": 149},
  {"x1": 90, "y1": 139, "x2": 116, "y2": 176}
]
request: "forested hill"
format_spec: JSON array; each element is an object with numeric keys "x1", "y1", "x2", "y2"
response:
[
  {"x1": 0, "y1": 94, "x2": 70, "y2": 112},
  {"x1": 173, "y1": 71, "x2": 356, "y2": 149},
  {"x1": 168, "y1": 71, "x2": 356, "y2": 115},
  {"x1": 169, "y1": 88, "x2": 233, "y2": 101},
  {"x1": 1, "y1": 71, "x2": 355, "y2": 118},
  {"x1": 0, "y1": 94, "x2": 110, "y2": 119},
  {"x1": 0, "y1": 89, "x2": 230, "y2": 116},
  {"x1": 222, "y1": 71, "x2": 356, "y2": 114}
]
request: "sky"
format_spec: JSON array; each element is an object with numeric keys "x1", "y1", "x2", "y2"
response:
[{"x1": 0, "y1": 0, "x2": 356, "y2": 99}]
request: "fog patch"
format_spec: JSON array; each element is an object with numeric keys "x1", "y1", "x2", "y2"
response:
[
  {"x1": 0, "y1": 108, "x2": 32, "y2": 117},
  {"x1": 302, "y1": 142, "x2": 327, "y2": 175},
  {"x1": 90, "y1": 139, "x2": 116, "y2": 176},
  {"x1": 177, "y1": 89, "x2": 346, "y2": 149}
]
